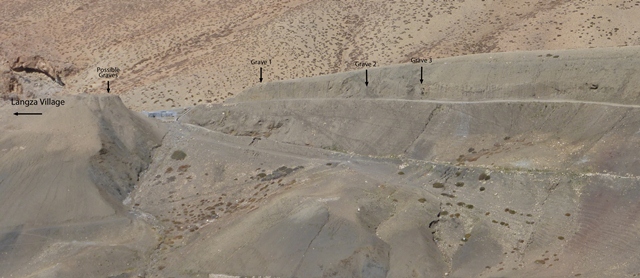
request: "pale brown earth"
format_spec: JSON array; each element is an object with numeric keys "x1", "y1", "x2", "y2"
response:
[
  {"x1": 2, "y1": 2, "x2": 640, "y2": 277},
  {"x1": 10, "y1": 56, "x2": 65, "y2": 86},
  {"x1": 2, "y1": 0, "x2": 640, "y2": 110},
  {"x1": 2, "y1": 48, "x2": 639, "y2": 277},
  {"x1": 0, "y1": 95, "x2": 165, "y2": 277},
  {"x1": 168, "y1": 48, "x2": 640, "y2": 277}
]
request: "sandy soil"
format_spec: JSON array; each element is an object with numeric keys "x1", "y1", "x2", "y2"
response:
[
  {"x1": 2, "y1": 3, "x2": 640, "y2": 276},
  {"x1": 2, "y1": 0, "x2": 640, "y2": 110},
  {"x1": 0, "y1": 95, "x2": 164, "y2": 277},
  {"x1": 1, "y1": 48, "x2": 636, "y2": 277}
]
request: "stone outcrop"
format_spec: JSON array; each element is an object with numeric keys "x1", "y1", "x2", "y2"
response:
[
  {"x1": 0, "y1": 69, "x2": 24, "y2": 100},
  {"x1": 10, "y1": 55, "x2": 65, "y2": 86}
]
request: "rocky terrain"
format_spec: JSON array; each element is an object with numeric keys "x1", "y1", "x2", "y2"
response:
[
  {"x1": 1, "y1": 47, "x2": 639, "y2": 277},
  {"x1": 167, "y1": 47, "x2": 640, "y2": 277},
  {"x1": 0, "y1": 95, "x2": 164, "y2": 277},
  {"x1": 2, "y1": 0, "x2": 640, "y2": 110},
  {"x1": 2, "y1": 1, "x2": 640, "y2": 277}
]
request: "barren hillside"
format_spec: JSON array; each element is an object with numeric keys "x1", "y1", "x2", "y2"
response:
[
  {"x1": 1, "y1": 42, "x2": 640, "y2": 278},
  {"x1": 0, "y1": 95, "x2": 164, "y2": 277},
  {"x1": 2, "y1": 1, "x2": 640, "y2": 277},
  {"x1": 2, "y1": 0, "x2": 640, "y2": 110},
  {"x1": 146, "y1": 47, "x2": 640, "y2": 277}
]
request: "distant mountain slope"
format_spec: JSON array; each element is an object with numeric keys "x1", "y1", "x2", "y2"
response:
[{"x1": 2, "y1": 0, "x2": 640, "y2": 110}]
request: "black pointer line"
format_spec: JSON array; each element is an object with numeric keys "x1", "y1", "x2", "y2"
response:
[
  {"x1": 14, "y1": 112, "x2": 42, "y2": 116},
  {"x1": 259, "y1": 67, "x2": 263, "y2": 83},
  {"x1": 107, "y1": 81, "x2": 110, "y2": 93},
  {"x1": 420, "y1": 66, "x2": 424, "y2": 84},
  {"x1": 365, "y1": 69, "x2": 369, "y2": 86}
]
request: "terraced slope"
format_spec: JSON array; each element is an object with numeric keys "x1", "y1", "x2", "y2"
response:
[
  {"x1": 2, "y1": 47, "x2": 639, "y2": 277},
  {"x1": 187, "y1": 47, "x2": 640, "y2": 177},
  {"x1": 134, "y1": 47, "x2": 640, "y2": 277}
]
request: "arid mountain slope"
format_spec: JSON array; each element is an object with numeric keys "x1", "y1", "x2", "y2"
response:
[
  {"x1": 1, "y1": 46, "x2": 639, "y2": 277},
  {"x1": 127, "y1": 47, "x2": 640, "y2": 277},
  {"x1": 0, "y1": 95, "x2": 164, "y2": 277},
  {"x1": 2, "y1": 0, "x2": 640, "y2": 110},
  {"x1": 188, "y1": 47, "x2": 640, "y2": 177}
]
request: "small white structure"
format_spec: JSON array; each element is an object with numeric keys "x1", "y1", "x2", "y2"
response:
[{"x1": 142, "y1": 110, "x2": 178, "y2": 120}]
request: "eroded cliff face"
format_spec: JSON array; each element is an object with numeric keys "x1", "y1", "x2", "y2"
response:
[
  {"x1": 0, "y1": 70, "x2": 23, "y2": 100},
  {"x1": 0, "y1": 95, "x2": 165, "y2": 277},
  {"x1": 0, "y1": 56, "x2": 75, "y2": 101},
  {"x1": 10, "y1": 55, "x2": 64, "y2": 86}
]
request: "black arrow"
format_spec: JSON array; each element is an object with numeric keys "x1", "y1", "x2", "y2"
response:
[
  {"x1": 259, "y1": 67, "x2": 263, "y2": 83},
  {"x1": 365, "y1": 69, "x2": 369, "y2": 86},
  {"x1": 107, "y1": 81, "x2": 110, "y2": 93},
  {"x1": 14, "y1": 112, "x2": 42, "y2": 116},
  {"x1": 420, "y1": 66, "x2": 424, "y2": 84}
]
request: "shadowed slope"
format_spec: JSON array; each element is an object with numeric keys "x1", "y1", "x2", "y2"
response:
[
  {"x1": 162, "y1": 47, "x2": 640, "y2": 277},
  {"x1": 0, "y1": 95, "x2": 164, "y2": 277}
]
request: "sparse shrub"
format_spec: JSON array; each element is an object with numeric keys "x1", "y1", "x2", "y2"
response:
[
  {"x1": 177, "y1": 165, "x2": 191, "y2": 172},
  {"x1": 171, "y1": 150, "x2": 187, "y2": 160}
]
